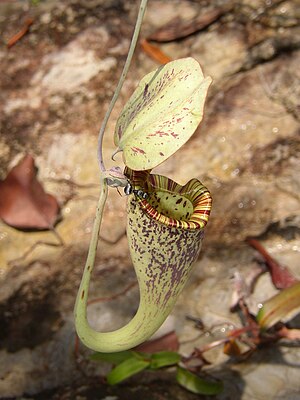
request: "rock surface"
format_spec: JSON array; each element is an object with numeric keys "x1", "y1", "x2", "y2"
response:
[{"x1": 0, "y1": 0, "x2": 299, "y2": 399}]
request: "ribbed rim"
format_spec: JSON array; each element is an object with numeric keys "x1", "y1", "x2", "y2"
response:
[{"x1": 124, "y1": 167, "x2": 212, "y2": 230}]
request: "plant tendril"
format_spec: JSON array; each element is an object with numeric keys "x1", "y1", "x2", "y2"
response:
[{"x1": 97, "y1": 0, "x2": 148, "y2": 173}]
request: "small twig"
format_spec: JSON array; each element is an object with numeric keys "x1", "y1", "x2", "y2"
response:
[
  {"x1": 192, "y1": 338, "x2": 231, "y2": 355},
  {"x1": 140, "y1": 39, "x2": 172, "y2": 64},
  {"x1": 192, "y1": 324, "x2": 259, "y2": 356},
  {"x1": 180, "y1": 320, "x2": 239, "y2": 346},
  {"x1": 7, "y1": 18, "x2": 33, "y2": 48}
]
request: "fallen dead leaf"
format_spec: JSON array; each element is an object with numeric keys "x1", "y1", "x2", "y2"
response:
[
  {"x1": 247, "y1": 238, "x2": 298, "y2": 289},
  {"x1": 134, "y1": 331, "x2": 179, "y2": 353},
  {"x1": 0, "y1": 155, "x2": 60, "y2": 230}
]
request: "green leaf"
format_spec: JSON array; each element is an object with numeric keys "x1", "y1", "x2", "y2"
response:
[
  {"x1": 107, "y1": 357, "x2": 150, "y2": 385},
  {"x1": 150, "y1": 351, "x2": 181, "y2": 369},
  {"x1": 176, "y1": 367, "x2": 223, "y2": 396},
  {"x1": 257, "y1": 282, "x2": 300, "y2": 330},
  {"x1": 114, "y1": 57, "x2": 212, "y2": 171},
  {"x1": 89, "y1": 350, "x2": 135, "y2": 364}
]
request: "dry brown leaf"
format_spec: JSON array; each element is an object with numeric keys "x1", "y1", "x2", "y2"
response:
[
  {"x1": 247, "y1": 238, "x2": 298, "y2": 289},
  {"x1": 134, "y1": 331, "x2": 179, "y2": 353},
  {"x1": 0, "y1": 155, "x2": 60, "y2": 230}
]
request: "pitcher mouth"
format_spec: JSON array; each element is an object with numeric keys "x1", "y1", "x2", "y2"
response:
[{"x1": 124, "y1": 167, "x2": 212, "y2": 230}]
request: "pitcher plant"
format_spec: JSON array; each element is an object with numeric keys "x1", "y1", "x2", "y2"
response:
[{"x1": 74, "y1": 0, "x2": 212, "y2": 353}]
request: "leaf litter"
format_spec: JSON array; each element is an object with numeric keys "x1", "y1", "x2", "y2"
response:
[
  {"x1": 0, "y1": 155, "x2": 64, "y2": 266},
  {"x1": 0, "y1": 154, "x2": 60, "y2": 230}
]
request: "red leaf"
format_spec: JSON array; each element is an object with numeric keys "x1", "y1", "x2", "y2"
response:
[
  {"x1": 134, "y1": 331, "x2": 179, "y2": 353},
  {"x1": 247, "y1": 238, "x2": 298, "y2": 289},
  {"x1": 0, "y1": 155, "x2": 60, "y2": 230}
]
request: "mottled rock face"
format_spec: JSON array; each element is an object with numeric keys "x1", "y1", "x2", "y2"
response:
[{"x1": 0, "y1": 0, "x2": 299, "y2": 398}]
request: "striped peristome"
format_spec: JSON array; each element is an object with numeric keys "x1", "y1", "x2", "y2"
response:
[{"x1": 124, "y1": 167, "x2": 212, "y2": 229}]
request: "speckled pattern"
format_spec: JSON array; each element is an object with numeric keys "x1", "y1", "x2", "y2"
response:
[
  {"x1": 119, "y1": 167, "x2": 209, "y2": 345},
  {"x1": 127, "y1": 197, "x2": 204, "y2": 313},
  {"x1": 73, "y1": 170, "x2": 210, "y2": 353},
  {"x1": 114, "y1": 58, "x2": 211, "y2": 170}
]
